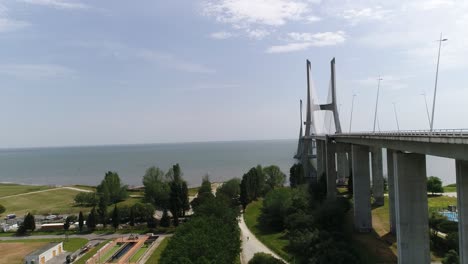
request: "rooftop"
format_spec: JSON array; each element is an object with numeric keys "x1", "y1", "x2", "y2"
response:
[{"x1": 26, "y1": 242, "x2": 62, "y2": 257}]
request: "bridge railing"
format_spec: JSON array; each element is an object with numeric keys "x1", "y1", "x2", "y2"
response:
[{"x1": 332, "y1": 129, "x2": 468, "y2": 137}]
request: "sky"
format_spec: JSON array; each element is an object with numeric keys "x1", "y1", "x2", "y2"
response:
[{"x1": 0, "y1": 0, "x2": 467, "y2": 148}]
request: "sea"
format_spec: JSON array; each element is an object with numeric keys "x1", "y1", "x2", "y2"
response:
[{"x1": 0, "y1": 139, "x2": 457, "y2": 187}]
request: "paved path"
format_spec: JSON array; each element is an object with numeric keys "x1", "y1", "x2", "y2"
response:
[
  {"x1": 0, "y1": 186, "x2": 91, "y2": 200},
  {"x1": 238, "y1": 214, "x2": 286, "y2": 264}
]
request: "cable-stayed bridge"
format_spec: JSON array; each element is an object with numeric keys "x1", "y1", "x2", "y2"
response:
[{"x1": 294, "y1": 59, "x2": 468, "y2": 264}]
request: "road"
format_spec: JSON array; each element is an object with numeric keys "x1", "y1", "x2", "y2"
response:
[{"x1": 238, "y1": 214, "x2": 286, "y2": 263}]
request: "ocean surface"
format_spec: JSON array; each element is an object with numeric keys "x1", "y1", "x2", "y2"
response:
[{"x1": 0, "y1": 139, "x2": 456, "y2": 187}]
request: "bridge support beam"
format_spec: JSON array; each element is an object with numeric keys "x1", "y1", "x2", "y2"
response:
[
  {"x1": 387, "y1": 149, "x2": 396, "y2": 235},
  {"x1": 352, "y1": 144, "x2": 372, "y2": 232},
  {"x1": 371, "y1": 147, "x2": 384, "y2": 206},
  {"x1": 326, "y1": 141, "x2": 336, "y2": 199},
  {"x1": 317, "y1": 140, "x2": 325, "y2": 179},
  {"x1": 337, "y1": 152, "x2": 348, "y2": 184},
  {"x1": 394, "y1": 152, "x2": 430, "y2": 264},
  {"x1": 456, "y1": 159, "x2": 468, "y2": 264}
]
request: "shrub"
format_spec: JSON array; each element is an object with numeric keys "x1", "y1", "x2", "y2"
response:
[{"x1": 249, "y1": 253, "x2": 285, "y2": 264}]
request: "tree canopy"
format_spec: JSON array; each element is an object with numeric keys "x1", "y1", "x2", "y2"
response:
[
  {"x1": 240, "y1": 165, "x2": 265, "y2": 208},
  {"x1": 264, "y1": 165, "x2": 286, "y2": 191},
  {"x1": 427, "y1": 176, "x2": 444, "y2": 195},
  {"x1": 97, "y1": 171, "x2": 128, "y2": 204},
  {"x1": 143, "y1": 166, "x2": 171, "y2": 209}
]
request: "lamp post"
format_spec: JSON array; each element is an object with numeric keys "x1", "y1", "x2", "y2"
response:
[
  {"x1": 373, "y1": 76, "x2": 383, "y2": 133},
  {"x1": 392, "y1": 102, "x2": 400, "y2": 131},
  {"x1": 349, "y1": 94, "x2": 357, "y2": 133},
  {"x1": 420, "y1": 92, "x2": 431, "y2": 128},
  {"x1": 430, "y1": 33, "x2": 448, "y2": 133}
]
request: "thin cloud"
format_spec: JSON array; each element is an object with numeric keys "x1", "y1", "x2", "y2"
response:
[
  {"x1": 0, "y1": 64, "x2": 75, "y2": 79},
  {"x1": 210, "y1": 31, "x2": 234, "y2": 39},
  {"x1": 266, "y1": 42, "x2": 312, "y2": 53},
  {"x1": 137, "y1": 50, "x2": 215, "y2": 74},
  {"x1": 0, "y1": 3, "x2": 30, "y2": 32},
  {"x1": 267, "y1": 31, "x2": 346, "y2": 53},
  {"x1": 18, "y1": 0, "x2": 89, "y2": 10}
]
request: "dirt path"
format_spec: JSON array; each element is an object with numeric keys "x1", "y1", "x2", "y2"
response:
[
  {"x1": 238, "y1": 214, "x2": 286, "y2": 263},
  {"x1": 0, "y1": 186, "x2": 91, "y2": 200}
]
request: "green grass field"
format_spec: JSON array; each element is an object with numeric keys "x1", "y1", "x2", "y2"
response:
[
  {"x1": 74, "y1": 240, "x2": 110, "y2": 264},
  {"x1": 0, "y1": 237, "x2": 88, "y2": 252},
  {"x1": 146, "y1": 237, "x2": 170, "y2": 264},
  {"x1": 129, "y1": 244, "x2": 149, "y2": 262},
  {"x1": 0, "y1": 183, "x2": 54, "y2": 198},
  {"x1": 443, "y1": 184, "x2": 456, "y2": 193},
  {"x1": 0, "y1": 188, "x2": 90, "y2": 216},
  {"x1": 243, "y1": 199, "x2": 291, "y2": 262},
  {"x1": 99, "y1": 244, "x2": 121, "y2": 262},
  {"x1": 188, "y1": 187, "x2": 199, "y2": 196}
]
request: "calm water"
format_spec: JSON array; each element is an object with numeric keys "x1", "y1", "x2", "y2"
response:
[
  {"x1": 0, "y1": 139, "x2": 456, "y2": 187},
  {"x1": 0, "y1": 140, "x2": 297, "y2": 187}
]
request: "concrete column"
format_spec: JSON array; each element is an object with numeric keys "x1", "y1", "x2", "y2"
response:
[
  {"x1": 326, "y1": 141, "x2": 336, "y2": 199},
  {"x1": 394, "y1": 152, "x2": 429, "y2": 264},
  {"x1": 456, "y1": 160, "x2": 468, "y2": 264},
  {"x1": 352, "y1": 144, "x2": 372, "y2": 232},
  {"x1": 387, "y1": 149, "x2": 396, "y2": 235},
  {"x1": 316, "y1": 140, "x2": 325, "y2": 179},
  {"x1": 337, "y1": 152, "x2": 348, "y2": 184},
  {"x1": 371, "y1": 147, "x2": 384, "y2": 206}
]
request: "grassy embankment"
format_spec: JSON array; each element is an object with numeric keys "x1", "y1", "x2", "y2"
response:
[
  {"x1": 146, "y1": 237, "x2": 171, "y2": 263},
  {"x1": 74, "y1": 240, "x2": 110, "y2": 264},
  {"x1": 0, "y1": 183, "x2": 54, "y2": 198},
  {"x1": 0, "y1": 238, "x2": 88, "y2": 264},
  {"x1": 443, "y1": 183, "x2": 456, "y2": 193},
  {"x1": 243, "y1": 199, "x2": 291, "y2": 262}
]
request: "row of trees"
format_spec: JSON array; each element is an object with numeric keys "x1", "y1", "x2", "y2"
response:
[
  {"x1": 142, "y1": 164, "x2": 189, "y2": 226},
  {"x1": 240, "y1": 165, "x2": 286, "y2": 208},
  {"x1": 159, "y1": 177, "x2": 241, "y2": 263}
]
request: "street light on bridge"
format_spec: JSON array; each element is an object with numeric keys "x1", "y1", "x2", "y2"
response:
[
  {"x1": 430, "y1": 33, "x2": 448, "y2": 133},
  {"x1": 349, "y1": 94, "x2": 357, "y2": 133},
  {"x1": 420, "y1": 91, "x2": 431, "y2": 128},
  {"x1": 392, "y1": 102, "x2": 400, "y2": 131},
  {"x1": 373, "y1": 76, "x2": 383, "y2": 133}
]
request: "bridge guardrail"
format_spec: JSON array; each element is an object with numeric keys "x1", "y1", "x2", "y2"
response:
[{"x1": 330, "y1": 129, "x2": 468, "y2": 137}]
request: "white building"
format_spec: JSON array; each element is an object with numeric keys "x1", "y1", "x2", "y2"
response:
[{"x1": 24, "y1": 242, "x2": 64, "y2": 264}]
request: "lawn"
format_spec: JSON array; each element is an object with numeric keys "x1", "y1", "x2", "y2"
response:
[
  {"x1": 0, "y1": 237, "x2": 88, "y2": 252},
  {"x1": 74, "y1": 240, "x2": 111, "y2": 264},
  {"x1": 0, "y1": 241, "x2": 48, "y2": 264},
  {"x1": 0, "y1": 188, "x2": 90, "y2": 216},
  {"x1": 99, "y1": 244, "x2": 121, "y2": 262},
  {"x1": 243, "y1": 199, "x2": 291, "y2": 262},
  {"x1": 443, "y1": 184, "x2": 456, "y2": 193},
  {"x1": 188, "y1": 186, "x2": 199, "y2": 196},
  {"x1": 129, "y1": 244, "x2": 149, "y2": 262},
  {"x1": 0, "y1": 183, "x2": 53, "y2": 198},
  {"x1": 146, "y1": 237, "x2": 170, "y2": 263}
]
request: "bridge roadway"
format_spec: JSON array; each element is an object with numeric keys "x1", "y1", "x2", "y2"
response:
[{"x1": 311, "y1": 129, "x2": 468, "y2": 264}]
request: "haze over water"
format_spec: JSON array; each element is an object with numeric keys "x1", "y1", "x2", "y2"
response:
[{"x1": 0, "y1": 139, "x2": 456, "y2": 187}]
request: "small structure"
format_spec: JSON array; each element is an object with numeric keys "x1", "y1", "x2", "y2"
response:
[
  {"x1": 40, "y1": 223, "x2": 64, "y2": 231},
  {"x1": 24, "y1": 242, "x2": 64, "y2": 264}
]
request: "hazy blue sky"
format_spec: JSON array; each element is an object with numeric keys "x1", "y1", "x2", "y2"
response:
[{"x1": 0, "y1": 0, "x2": 467, "y2": 148}]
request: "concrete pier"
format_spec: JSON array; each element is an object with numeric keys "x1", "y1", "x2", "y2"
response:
[
  {"x1": 337, "y1": 152, "x2": 348, "y2": 183},
  {"x1": 371, "y1": 147, "x2": 384, "y2": 206},
  {"x1": 386, "y1": 149, "x2": 396, "y2": 235},
  {"x1": 394, "y1": 152, "x2": 430, "y2": 264},
  {"x1": 456, "y1": 160, "x2": 468, "y2": 264},
  {"x1": 326, "y1": 141, "x2": 336, "y2": 199},
  {"x1": 352, "y1": 144, "x2": 372, "y2": 232},
  {"x1": 317, "y1": 140, "x2": 325, "y2": 179}
]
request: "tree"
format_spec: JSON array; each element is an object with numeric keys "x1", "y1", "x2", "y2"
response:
[
  {"x1": 143, "y1": 166, "x2": 170, "y2": 209},
  {"x1": 147, "y1": 216, "x2": 157, "y2": 228},
  {"x1": 260, "y1": 188, "x2": 294, "y2": 231},
  {"x1": 198, "y1": 174, "x2": 212, "y2": 194},
  {"x1": 23, "y1": 213, "x2": 36, "y2": 232},
  {"x1": 191, "y1": 177, "x2": 215, "y2": 210},
  {"x1": 442, "y1": 250, "x2": 459, "y2": 264},
  {"x1": 87, "y1": 207, "x2": 97, "y2": 231},
  {"x1": 0, "y1": 204, "x2": 5, "y2": 214},
  {"x1": 160, "y1": 209, "x2": 170, "y2": 227},
  {"x1": 63, "y1": 216, "x2": 71, "y2": 232},
  {"x1": 289, "y1": 163, "x2": 305, "y2": 188},
  {"x1": 240, "y1": 165, "x2": 265, "y2": 208},
  {"x1": 217, "y1": 178, "x2": 241, "y2": 200},
  {"x1": 112, "y1": 205, "x2": 120, "y2": 231},
  {"x1": 168, "y1": 164, "x2": 189, "y2": 225},
  {"x1": 427, "y1": 176, "x2": 444, "y2": 195},
  {"x1": 97, "y1": 194, "x2": 108, "y2": 227},
  {"x1": 78, "y1": 211, "x2": 84, "y2": 232},
  {"x1": 129, "y1": 206, "x2": 135, "y2": 227},
  {"x1": 74, "y1": 192, "x2": 98, "y2": 206},
  {"x1": 97, "y1": 171, "x2": 128, "y2": 204},
  {"x1": 249, "y1": 253, "x2": 285, "y2": 264},
  {"x1": 264, "y1": 165, "x2": 286, "y2": 192}
]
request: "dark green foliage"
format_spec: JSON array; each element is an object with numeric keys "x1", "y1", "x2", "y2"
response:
[
  {"x1": 218, "y1": 178, "x2": 241, "y2": 199},
  {"x1": 97, "y1": 194, "x2": 108, "y2": 227},
  {"x1": 442, "y1": 250, "x2": 459, "y2": 264},
  {"x1": 78, "y1": 211, "x2": 84, "y2": 231},
  {"x1": 74, "y1": 192, "x2": 98, "y2": 206},
  {"x1": 260, "y1": 188, "x2": 294, "y2": 231},
  {"x1": 308, "y1": 175, "x2": 327, "y2": 204},
  {"x1": 0, "y1": 204, "x2": 6, "y2": 214},
  {"x1": 87, "y1": 207, "x2": 97, "y2": 231},
  {"x1": 160, "y1": 209, "x2": 170, "y2": 227},
  {"x1": 289, "y1": 163, "x2": 305, "y2": 188},
  {"x1": 160, "y1": 196, "x2": 240, "y2": 264},
  {"x1": 16, "y1": 224, "x2": 27, "y2": 235},
  {"x1": 129, "y1": 207, "x2": 135, "y2": 227},
  {"x1": 97, "y1": 171, "x2": 128, "y2": 204},
  {"x1": 131, "y1": 202, "x2": 155, "y2": 223},
  {"x1": 240, "y1": 165, "x2": 265, "y2": 208},
  {"x1": 198, "y1": 174, "x2": 212, "y2": 194},
  {"x1": 112, "y1": 205, "x2": 120, "y2": 230},
  {"x1": 249, "y1": 253, "x2": 285, "y2": 264},
  {"x1": 142, "y1": 166, "x2": 170, "y2": 209},
  {"x1": 147, "y1": 216, "x2": 157, "y2": 228},
  {"x1": 191, "y1": 176, "x2": 215, "y2": 210},
  {"x1": 263, "y1": 165, "x2": 286, "y2": 192},
  {"x1": 427, "y1": 176, "x2": 444, "y2": 195},
  {"x1": 23, "y1": 212, "x2": 36, "y2": 232},
  {"x1": 64, "y1": 216, "x2": 71, "y2": 231}
]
